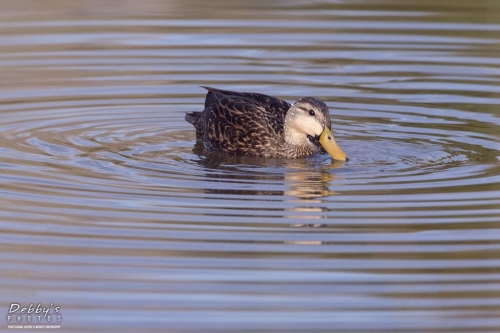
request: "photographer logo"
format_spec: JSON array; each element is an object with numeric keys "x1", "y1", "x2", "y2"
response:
[{"x1": 6, "y1": 303, "x2": 62, "y2": 330}]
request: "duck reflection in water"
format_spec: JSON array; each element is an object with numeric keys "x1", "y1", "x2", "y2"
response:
[{"x1": 191, "y1": 145, "x2": 345, "y2": 235}]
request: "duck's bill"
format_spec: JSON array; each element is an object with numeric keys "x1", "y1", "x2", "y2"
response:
[{"x1": 319, "y1": 127, "x2": 349, "y2": 162}]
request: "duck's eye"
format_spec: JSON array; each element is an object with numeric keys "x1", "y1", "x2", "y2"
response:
[{"x1": 308, "y1": 109, "x2": 315, "y2": 116}]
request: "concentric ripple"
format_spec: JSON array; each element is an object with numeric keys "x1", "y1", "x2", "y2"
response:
[{"x1": 1, "y1": 1, "x2": 500, "y2": 332}]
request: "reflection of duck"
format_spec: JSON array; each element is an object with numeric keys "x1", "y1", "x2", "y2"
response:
[
  {"x1": 185, "y1": 87, "x2": 349, "y2": 161},
  {"x1": 190, "y1": 146, "x2": 342, "y2": 196}
]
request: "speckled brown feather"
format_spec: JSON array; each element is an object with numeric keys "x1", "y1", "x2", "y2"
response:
[{"x1": 185, "y1": 87, "x2": 328, "y2": 158}]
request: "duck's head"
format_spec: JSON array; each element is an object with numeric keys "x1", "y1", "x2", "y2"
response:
[{"x1": 285, "y1": 97, "x2": 349, "y2": 162}]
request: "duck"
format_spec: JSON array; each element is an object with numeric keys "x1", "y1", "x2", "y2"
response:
[{"x1": 185, "y1": 87, "x2": 349, "y2": 161}]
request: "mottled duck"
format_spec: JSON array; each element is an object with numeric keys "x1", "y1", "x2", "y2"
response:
[{"x1": 185, "y1": 87, "x2": 349, "y2": 161}]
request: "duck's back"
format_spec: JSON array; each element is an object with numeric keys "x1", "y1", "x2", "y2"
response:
[{"x1": 186, "y1": 87, "x2": 291, "y2": 157}]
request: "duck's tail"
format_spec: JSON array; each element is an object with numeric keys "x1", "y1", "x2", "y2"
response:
[{"x1": 185, "y1": 112, "x2": 199, "y2": 125}]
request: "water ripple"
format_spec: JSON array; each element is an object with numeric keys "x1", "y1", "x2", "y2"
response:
[{"x1": 1, "y1": 1, "x2": 500, "y2": 332}]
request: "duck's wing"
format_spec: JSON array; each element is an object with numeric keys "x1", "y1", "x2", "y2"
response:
[
  {"x1": 202, "y1": 86, "x2": 291, "y2": 117},
  {"x1": 201, "y1": 92, "x2": 285, "y2": 157}
]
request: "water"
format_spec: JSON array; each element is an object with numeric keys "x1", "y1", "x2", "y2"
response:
[{"x1": 1, "y1": 0, "x2": 500, "y2": 332}]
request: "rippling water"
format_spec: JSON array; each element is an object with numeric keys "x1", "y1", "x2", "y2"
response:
[{"x1": 1, "y1": 0, "x2": 500, "y2": 332}]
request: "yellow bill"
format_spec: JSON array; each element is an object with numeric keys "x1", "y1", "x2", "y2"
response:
[{"x1": 319, "y1": 126, "x2": 349, "y2": 162}]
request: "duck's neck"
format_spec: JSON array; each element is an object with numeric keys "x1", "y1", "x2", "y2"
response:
[
  {"x1": 282, "y1": 124, "x2": 316, "y2": 157},
  {"x1": 284, "y1": 126, "x2": 309, "y2": 147}
]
